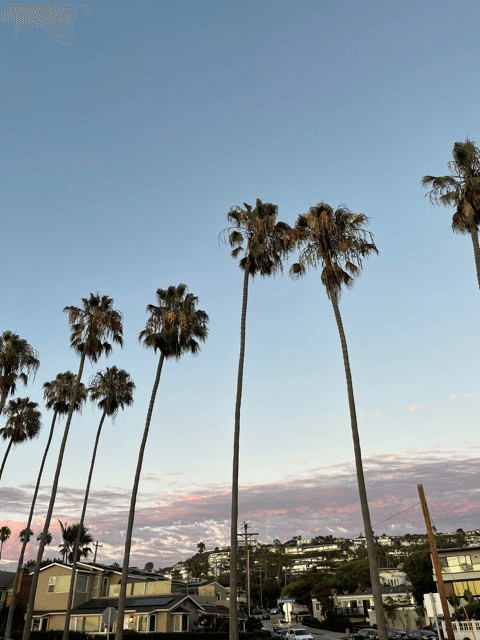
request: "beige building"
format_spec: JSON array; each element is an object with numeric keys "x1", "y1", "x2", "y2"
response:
[{"x1": 31, "y1": 561, "x2": 223, "y2": 633}]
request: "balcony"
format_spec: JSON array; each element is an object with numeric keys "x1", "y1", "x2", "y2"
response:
[{"x1": 334, "y1": 606, "x2": 367, "y2": 616}]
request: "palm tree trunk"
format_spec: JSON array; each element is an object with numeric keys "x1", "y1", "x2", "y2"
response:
[
  {"x1": 470, "y1": 226, "x2": 480, "y2": 289},
  {"x1": 0, "y1": 390, "x2": 7, "y2": 418},
  {"x1": 22, "y1": 352, "x2": 86, "y2": 640},
  {"x1": 5, "y1": 411, "x2": 58, "y2": 638},
  {"x1": 63, "y1": 410, "x2": 107, "y2": 640},
  {"x1": 0, "y1": 436, "x2": 13, "y2": 481},
  {"x1": 330, "y1": 294, "x2": 388, "y2": 640},
  {"x1": 115, "y1": 353, "x2": 165, "y2": 640},
  {"x1": 230, "y1": 263, "x2": 250, "y2": 640}
]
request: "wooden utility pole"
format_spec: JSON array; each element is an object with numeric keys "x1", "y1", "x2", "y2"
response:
[
  {"x1": 93, "y1": 541, "x2": 103, "y2": 564},
  {"x1": 417, "y1": 484, "x2": 454, "y2": 640},
  {"x1": 238, "y1": 522, "x2": 258, "y2": 617}
]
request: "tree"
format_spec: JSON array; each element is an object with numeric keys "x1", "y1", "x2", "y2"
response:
[
  {"x1": 18, "y1": 528, "x2": 33, "y2": 543},
  {"x1": 289, "y1": 201, "x2": 387, "y2": 640},
  {"x1": 422, "y1": 138, "x2": 480, "y2": 288},
  {"x1": 22, "y1": 293, "x2": 123, "y2": 640},
  {"x1": 0, "y1": 526, "x2": 11, "y2": 560},
  {"x1": 0, "y1": 331, "x2": 40, "y2": 416},
  {"x1": 0, "y1": 398, "x2": 42, "y2": 481},
  {"x1": 333, "y1": 558, "x2": 371, "y2": 594},
  {"x1": 197, "y1": 541, "x2": 206, "y2": 554},
  {"x1": 383, "y1": 596, "x2": 397, "y2": 628},
  {"x1": 403, "y1": 549, "x2": 436, "y2": 604},
  {"x1": 63, "y1": 366, "x2": 135, "y2": 640},
  {"x1": 5, "y1": 371, "x2": 86, "y2": 639},
  {"x1": 57, "y1": 521, "x2": 93, "y2": 564},
  {"x1": 115, "y1": 284, "x2": 208, "y2": 640},
  {"x1": 219, "y1": 199, "x2": 294, "y2": 640}
]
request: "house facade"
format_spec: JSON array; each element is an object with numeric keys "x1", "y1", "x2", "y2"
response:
[{"x1": 435, "y1": 545, "x2": 480, "y2": 597}]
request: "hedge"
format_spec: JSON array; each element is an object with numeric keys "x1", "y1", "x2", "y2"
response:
[{"x1": 10, "y1": 632, "x2": 272, "y2": 640}]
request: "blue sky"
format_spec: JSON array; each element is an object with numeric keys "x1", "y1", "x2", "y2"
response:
[{"x1": 1, "y1": 0, "x2": 479, "y2": 568}]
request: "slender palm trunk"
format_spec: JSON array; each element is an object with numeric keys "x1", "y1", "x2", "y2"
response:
[
  {"x1": 22, "y1": 353, "x2": 86, "y2": 640},
  {"x1": 0, "y1": 390, "x2": 7, "y2": 418},
  {"x1": 470, "y1": 226, "x2": 480, "y2": 289},
  {"x1": 230, "y1": 263, "x2": 250, "y2": 640},
  {"x1": 115, "y1": 353, "x2": 165, "y2": 640},
  {"x1": 0, "y1": 436, "x2": 13, "y2": 481},
  {"x1": 330, "y1": 294, "x2": 388, "y2": 640},
  {"x1": 63, "y1": 410, "x2": 106, "y2": 639},
  {"x1": 5, "y1": 411, "x2": 58, "y2": 638}
]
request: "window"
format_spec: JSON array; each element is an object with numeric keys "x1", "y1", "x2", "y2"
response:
[
  {"x1": 83, "y1": 616, "x2": 101, "y2": 632},
  {"x1": 216, "y1": 592, "x2": 221, "y2": 601},
  {"x1": 137, "y1": 615, "x2": 147, "y2": 632},
  {"x1": 315, "y1": 603, "x2": 321, "y2": 611},
  {"x1": 102, "y1": 576, "x2": 109, "y2": 597},
  {"x1": 47, "y1": 576, "x2": 71, "y2": 593},
  {"x1": 92, "y1": 576, "x2": 99, "y2": 598},
  {"x1": 76, "y1": 575, "x2": 88, "y2": 593},
  {"x1": 133, "y1": 582, "x2": 147, "y2": 595},
  {"x1": 149, "y1": 615, "x2": 156, "y2": 632}
]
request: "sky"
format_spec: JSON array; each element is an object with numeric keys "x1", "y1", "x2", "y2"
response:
[{"x1": 0, "y1": 0, "x2": 479, "y2": 571}]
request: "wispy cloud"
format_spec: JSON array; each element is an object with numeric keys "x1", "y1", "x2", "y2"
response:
[
  {"x1": 409, "y1": 403, "x2": 425, "y2": 411},
  {"x1": 450, "y1": 395, "x2": 456, "y2": 401},
  {"x1": 465, "y1": 393, "x2": 474, "y2": 398}
]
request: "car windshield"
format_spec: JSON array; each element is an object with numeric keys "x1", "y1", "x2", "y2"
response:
[{"x1": 295, "y1": 632, "x2": 309, "y2": 636}]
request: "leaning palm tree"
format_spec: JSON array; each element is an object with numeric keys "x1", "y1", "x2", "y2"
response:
[
  {"x1": 0, "y1": 398, "x2": 42, "y2": 481},
  {"x1": 422, "y1": 137, "x2": 480, "y2": 288},
  {"x1": 115, "y1": 284, "x2": 208, "y2": 640},
  {"x1": 57, "y1": 522, "x2": 93, "y2": 564},
  {"x1": 0, "y1": 525, "x2": 11, "y2": 559},
  {"x1": 22, "y1": 294, "x2": 123, "y2": 640},
  {"x1": 5, "y1": 372, "x2": 86, "y2": 639},
  {"x1": 219, "y1": 199, "x2": 294, "y2": 640},
  {"x1": 289, "y1": 202, "x2": 387, "y2": 640},
  {"x1": 0, "y1": 331, "x2": 40, "y2": 415},
  {"x1": 63, "y1": 366, "x2": 135, "y2": 640}
]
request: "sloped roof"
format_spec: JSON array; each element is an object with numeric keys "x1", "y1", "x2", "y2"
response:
[
  {"x1": 0, "y1": 571, "x2": 16, "y2": 589},
  {"x1": 71, "y1": 594, "x2": 203, "y2": 616}
]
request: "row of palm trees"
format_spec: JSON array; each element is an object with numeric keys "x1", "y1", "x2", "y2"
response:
[{"x1": 1, "y1": 138, "x2": 478, "y2": 640}]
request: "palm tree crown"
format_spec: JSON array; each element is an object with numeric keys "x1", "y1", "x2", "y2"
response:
[
  {"x1": 422, "y1": 137, "x2": 480, "y2": 233},
  {"x1": 1, "y1": 398, "x2": 42, "y2": 445},
  {"x1": 0, "y1": 525, "x2": 11, "y2": 559},
  {"x1": 289, "y1": 202, "x2": 379, "y2": 297},
  {"x1": 219, "y1": 198, "x2": 294, "y2": 277},
  {"x1": 19, "y1": 528, "x2": 33, "y2": 543},
  {"x1": 64, "y1": 293, "x2": 124, "y2": 363},
  {"x1": 0, "y1": 331, "x2": 39, "y2": 408},
  {"x1": 43, "y1": 371, "x2": 87, "y2": 416},
  {"x1": 89, "y1": 366, "x2": 135, "y2": 419},
  {"x1": 139, "y1": 284, "x2": 209, "y2": 359},
  {"x1": 58, "y1": 521, "x2": 93, "y2": 564}
]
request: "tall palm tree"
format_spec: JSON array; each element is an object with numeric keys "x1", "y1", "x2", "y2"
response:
[
  {"x1": 0, "y1": 525, "x2": 11, "y2": 559},
  {"x1": 0, "y1": 398, "x2": 42, "y2": 481},
  {"x1": 19, "y1": 528, "x2": 33, "y2": 543},
  {"x1": 219, "y1": 199, "x2": 294, "y2": 640},
  {"x1": 5, "y1": 372, "x2": 86, "y2": 639},
  {"x1": 422, "y1": 137, "x2": 480, "y2": 288},
  {"x1": 115, "y1": 285, "x2": 208, "y2": 640},
  {"x1": 57, "y1": 521, "x2": 93, "y2": 564},
  {"x1": 22, "y1": 294, "x2": 123, "y2": 640},
  {"x1": 0, "y1": 331, "x2": 40, "y2": 415},
  {"x1": 63, "y1": 366, "x2": 135, "y2": 640},
  {"x1": 289, "y1": 202, "x2": 387, "y2": 640}
]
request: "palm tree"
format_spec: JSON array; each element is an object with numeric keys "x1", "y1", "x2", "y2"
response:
[
  {"x1": 5, "y1": 372, "x2": 86, "y2": 639},
  {"x1": 0, "y1": 398, "x2": 42, "y2": 481},
  {"x1": 0, "y1": 331, "x2": 40, "y2": 415},
  {"x1": 219, "y1": 199, "x2": 294, "y2": 640},
  {"x1": 115, "y1": 284, "x2": 208, "y2": 640},
  {"x1": 19, "y1": 528, "x2": 33, "y2": 543},
  {"x1": 422, "y1": 137, "x2": 480, "y2": 288},
  {"x1": 197, "y1": 541, "x2": 206, "y2": 554},
  {"x1": 63, "y1": 366, "x2": 135, "y2": 640},
  {"x1": 0, "y1": 525, "x2": 11, "y2": 559},
  {"x1": 289, "y1": 201, "x2": 387, "y2": 640},
  {"x1": 57, "y1": 522, "x2": 93, "y2": 564},
  {"x1": 22, "y1": 293, "x2": 123, "y2": 640}
]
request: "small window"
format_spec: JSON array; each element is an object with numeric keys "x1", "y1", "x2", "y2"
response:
[
  {"x1": 102, "y1": 576, "x2": 109, "y2": 597},
  {"x1": 41, "y1": 618, "x2": 48, "y2": 631},
  {"x1": 92, "y1": 576, "x2": 99, "y2": 598},
  {"x1": 149, "y1": 615, "x2": 156, "y2": 632},
  {"x1": 76, "y1": 575, "x2": 88, "y2": 593},
  {"x1": 216, "y1": 592, "x2": 221, "y2": 601},
  {"x1": 47, "y1": 577, "x2": 55, "y2": 593},
  {"x1": 315, "y1": 603, "x2": 321, "y2": 611}
]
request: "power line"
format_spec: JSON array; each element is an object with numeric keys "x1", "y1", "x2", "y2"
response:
[{"x1": 358, "y1": 501, "x2": 421, "y2": 537}]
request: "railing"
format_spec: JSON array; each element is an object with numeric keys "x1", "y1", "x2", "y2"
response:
[{"x1": 334, "y1": 606, "x2": 367, "y2": 616}]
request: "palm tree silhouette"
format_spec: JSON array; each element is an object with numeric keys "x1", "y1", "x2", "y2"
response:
[
  {"x1": 289, "y1": 202, "x2": 387, "y2": 640},
  {"x1": 219, "y1": 199, "x2": 293, "y2": 640},
  {"x1": 5, "y1": 372, "x2": 86, "y2": 638},
  {"x1": 0, "y1": 331, "x2": 39, "y2": 415},
  {"x1": 63, "y1": 366, "x2": 135, "y2": 640},
  {"x1": 22, "y1": 294, "x2": 123, "y2": 640},
  {"x1": 422, "y1": 137, "x2": 480, "y2": 288},
  {"x1": 115, "y1": 285, "x2": 208, "y2": 640},
  {"x1": 0, "y1": 398, "x2": 42, "y2": 481},
  {"x1": 0, "y1": 525, "x2": 11, "y2": 560}
]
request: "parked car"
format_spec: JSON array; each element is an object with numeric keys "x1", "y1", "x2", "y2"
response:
[
  {"x1": 285, "y1": 629, "x2": 314, "y2": 640},
  {"x1": 271, "y1": 608, "x2": 281, "y2": 614},
  {"x1": 407, "y1": 631, "x2": 438, "y2": 640},
  {"x1": 355, "y1": 630, "x2": 379, "y2": 639},
  {"x1": 388, "y1": 631, "x2": 407, "y2": 639},
  {"x1": 262, "y1": 613, "x2": 271, "y2": 620},
  {"x1": 252, "y1": 608, "x2": 262, "y2": 615}
]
